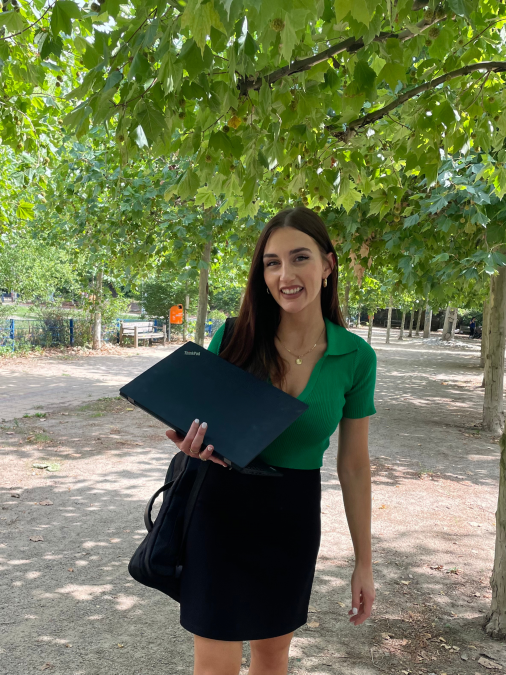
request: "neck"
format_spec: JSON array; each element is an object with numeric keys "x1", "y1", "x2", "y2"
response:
[{"x1": 276, "y1": 304, "x2": 326, "y2": 351}]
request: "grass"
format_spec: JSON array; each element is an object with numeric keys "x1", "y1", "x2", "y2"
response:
[
  {"x1": 32, "y1": 433, "x2": 51, "y2": 443},
  {"x1": 23, "y1": 413, "x2": 47, "y2": 418}
]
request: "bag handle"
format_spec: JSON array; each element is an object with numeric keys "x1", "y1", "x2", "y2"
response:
[{"x1": 144, "y1": 480, "x2": 175, "y2": 532}]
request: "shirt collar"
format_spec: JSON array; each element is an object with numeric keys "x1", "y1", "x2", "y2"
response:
[{"x1": 324, "y1": 316, "x2": 359, "y2": 356}]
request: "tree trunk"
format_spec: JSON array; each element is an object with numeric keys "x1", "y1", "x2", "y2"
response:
[
  {"x1": 194, "y1": 240, "x2": 212, "y2": 347},
  {"x1": 442, "y1": 306, "x2": 451, "y2": 340},
  {"x1": 483, "y1": 428, "x2": 506, "y2": 638},
  {"x1": 356, "y1": 304, "x2": 361, "y2": 327},
  {"x1": 481, "y1": 297, "x2": 490, "y2": 372},
  {"x1": 386, "y1": 297, "x2": 393, "y2": 344},
  {"x1": 341, "y1": 281, "x2": 351, "y2": 327},
  {"x1": 450, "y1": 307, "x2": 457, "y2": 339},
  {"x1": 367, "y1": 314, "x2": 374, "y2": 344},
  {"x1": 398, "y1": 310, "x2": 406, "y2": 340},
  {"x1": 92, "y1": 269, "x2": 103, "y2": 351},
  {"x1": 183, "y1": 289, "x2": 189, "y2": 342},
  {"x1": 408, "y1": 307, "x2": 415, "y2": 338},
  {"x1": 239, "y1": 288, "x2": 246, "y2": 310},
  {"x1": 423, "y1": 300, "x2": 432, "y2": 339},
  {"x1": 415, "y1": 307, "x2": 422, "y2": 336},
  {"x1": 483, "y1": 266, "x2": 506, "y2": 434}
]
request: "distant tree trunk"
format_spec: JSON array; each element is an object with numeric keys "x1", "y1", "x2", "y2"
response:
[
  {"x1": 92, "y1": 269, "x2": 103, "y2": 351},
  {"x1": 194, "y1": 240, "x2": 212, "y2": 347},
  {"x1": 386, "y1": 297, "x2": 393, "y2": 344},
  {"x1": 398, "y1": 310, "x2": 406, "y2": 340},
  {"x1": 367, "y1": 313, "x2": 374, "y2": 344},
  {"x1": 450, "y1": 308, "x2": 457, "y2": 339},
  {"x1": 442, "y1": 306, "x2": 451, "y2": 340},
  {"x1": 342, "y1": 281, "x2": 351, "y2": 327},
  {"x1": 481, "y1": 297, "x2": 490, "y2": 374},
  {"x1": 183, "y1": 284, "x2": 189, "y2": 342},
  {"x1": 423, "y1": 300, "x2": 432, "y2": 339},
  {"x1": 483, "y1": 428, "x2": 506, "y2": 639},
  {"x1": 415, "y1": 307, "x2": 422, "y2": 336},
  {"x1": 483, "y1": 266, "x2": 506, "y2": 434},
  {"x1": 239, "y1": 288, "x2": 246, "y2": 310},
  {"x1": 408, "y1": 308, "x2": 415, "y2": 337},
  {"x1": 357, "y1": 304, "x2": 361, "y2": 327}
]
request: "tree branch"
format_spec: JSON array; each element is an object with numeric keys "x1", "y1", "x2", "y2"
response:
[
  {"x1": 236, "y1": 14, "x2": 441, "y2": 96},
  {"x1": 326, "y1": 61, "x2": 506, "y2": 140},
  {"x1": 0, "y1": 1, "x2": 56, "y2": 42}
]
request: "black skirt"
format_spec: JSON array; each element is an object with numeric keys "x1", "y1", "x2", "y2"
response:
[{"x1": 179, "y1": 460, "x2": 322, "y2": 641}]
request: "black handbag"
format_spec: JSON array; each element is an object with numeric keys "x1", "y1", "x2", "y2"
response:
[{"x1": 127, "y1": 317, "x2": 237, "y2": 601}]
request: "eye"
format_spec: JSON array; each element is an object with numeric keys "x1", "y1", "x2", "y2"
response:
[
  {"x1": 295, "y1": 255, "x2": 309, "y2": 262},
  {"x1": 266, "y1": 260, "x2": 279, "y2": 266}
]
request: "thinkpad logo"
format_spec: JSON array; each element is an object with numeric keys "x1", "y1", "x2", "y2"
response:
[{"x1": 184, "y1": 351, "x2": 201, "y2": 355}]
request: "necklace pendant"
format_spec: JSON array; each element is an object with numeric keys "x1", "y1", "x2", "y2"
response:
[{"x1": 295, "y1": 358, "x2": 303, "y2": 365}]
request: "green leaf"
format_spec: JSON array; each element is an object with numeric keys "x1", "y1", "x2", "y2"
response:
[
  {"x1": 353, "y1": 60, "x2": 376, "y2": 96},
  {"x1": 51, "y1": 0, "x2": 80, "y2": 36},
  {"x1": 446, "y1": 0, "x2": 475, "y2": 18},
  {"x1": 377, "y1": 62, "x2": 406, "y2": 90},
  {"x1": 177, "y1": 39, "x2": 205, "y2": 81},
  {"x1": 178, "y1": 170, "x2": 200, "y2": 200},
  {"x1": 280, "y1": 13, "x2": 297, "y2": 62},
  {"x1": 0, "y1": 10, "x2": 25, "y2": 32},
  {"x1": 181, "y1": 0, "x2": 225, "y2": 54},
  {"x1": 16, "y1": 201, "x2": 34, "y2": 220},
  {"x1": 136, "y1": 103, "x2": 166, "y2": 142},
  {"x1": 127, "y1": 52, "x2": 151, "y2": 82},
  {"x1": 195, "y1": 186, "x2": 217, "y2": 208},
  {"x1": 243, "y1": 175, "x2": 257, "y2": 206}
]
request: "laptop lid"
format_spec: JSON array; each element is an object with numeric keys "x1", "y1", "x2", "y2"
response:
[{"x1": 119, "y1": 340, "x2": 308, "y2": 468}]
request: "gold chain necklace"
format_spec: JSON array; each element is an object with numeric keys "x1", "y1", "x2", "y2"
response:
[{"x1": 275, "y1": 325, "x2": 326, "y2": 365}]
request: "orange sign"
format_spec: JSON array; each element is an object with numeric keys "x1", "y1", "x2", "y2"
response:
[{"x1": 170, "y1": 304, "x2": 184, "y2": 324}]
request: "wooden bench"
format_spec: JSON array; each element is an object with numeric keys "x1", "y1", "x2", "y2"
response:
[
  {"x1": 119, "y1": 321, "x2": 166, "y2": 347},
  {"x1": 457, "y1": 326, "x2": 470, "y2": 334}
]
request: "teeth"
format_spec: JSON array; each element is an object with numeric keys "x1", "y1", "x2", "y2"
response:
[{"x1": 281, "y1": 287, "x2": 303, "y2": 295}]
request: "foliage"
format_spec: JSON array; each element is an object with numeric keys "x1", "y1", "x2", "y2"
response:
[
  {"x1": 209, "y1": 287, "x2": 242, "y2": 315},
  {"x1": 142, "y1": 272, "x2": 199, "y2": 322},
  {"x1": 208, "y1": 309, "x2": 227, "y2": 321},
  {"x1": 0, "y1": 234, "x2": 79, "y2": 301}
]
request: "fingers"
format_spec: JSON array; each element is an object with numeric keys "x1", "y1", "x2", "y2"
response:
[
  {"x1": 166, "y1": 421, "x2": 227, "y2": 467},
  {"x1": 200, "y1": 444, "x2": 228, "y2": 467},
  {"x1": 186, "y1": 419, "x2": 207, "y2": 455}
]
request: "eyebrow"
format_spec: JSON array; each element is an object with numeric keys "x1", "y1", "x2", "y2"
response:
[{"x1": 263, "y1": 247, "x2": 312, "y2": 258}]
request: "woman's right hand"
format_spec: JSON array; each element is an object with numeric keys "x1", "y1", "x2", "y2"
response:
[{"x1": 165, "y1": 419, "x2": 228, "y2": 467}]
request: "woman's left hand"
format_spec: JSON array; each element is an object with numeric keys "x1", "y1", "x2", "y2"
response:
[{"x1": 348, "y1": 563, "x2": 375, "y2": 626}]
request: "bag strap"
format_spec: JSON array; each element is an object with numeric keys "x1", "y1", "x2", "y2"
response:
[
  {"x1": 219, "y1": 317, "x2": 237, "y2": 355},
  {"x1": 176, "y1": 461, "x2": 210, "y2": 572}
]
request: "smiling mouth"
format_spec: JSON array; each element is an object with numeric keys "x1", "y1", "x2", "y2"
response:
[{"x1": 280, "y1": 286, "x2": 303, "y2": 295}]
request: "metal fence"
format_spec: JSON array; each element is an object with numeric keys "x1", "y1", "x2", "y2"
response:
[{"x1": 0, "y1": 317, "x2": 226, "y2": 351}]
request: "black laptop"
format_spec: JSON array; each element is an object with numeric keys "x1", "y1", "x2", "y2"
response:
[{"x1": 119, "y1": 341, "x2": 308, "y2": 476}]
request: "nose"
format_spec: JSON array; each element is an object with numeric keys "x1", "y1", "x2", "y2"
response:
[{"x1": 276, "y1": 259, "x2": 296, "y2": 280}]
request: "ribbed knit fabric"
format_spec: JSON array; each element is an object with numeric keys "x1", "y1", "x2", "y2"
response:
[{"x1": 208, "y1": 316, "x2": 377, "y2": 470}]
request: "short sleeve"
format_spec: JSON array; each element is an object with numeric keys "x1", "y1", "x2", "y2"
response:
[
  {"x1": 342, "y1": 340, "x2": 377, "y2": 419},
  {"x1": 207, "y1": 322, "x2": 226, "y2": 355}
]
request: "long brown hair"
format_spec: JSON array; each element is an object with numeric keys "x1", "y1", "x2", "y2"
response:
[{"x1": 219, "y1": 206, "x2": 346, "y2": 385}]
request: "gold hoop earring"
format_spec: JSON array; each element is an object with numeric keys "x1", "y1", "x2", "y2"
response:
[{"x1": 323, "y1": 277, "x2": 328, "y2": 288}]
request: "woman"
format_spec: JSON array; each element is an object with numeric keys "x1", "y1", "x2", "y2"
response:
[{"x1": 166, "y1": 206, "x2": 377, "y2": 675}]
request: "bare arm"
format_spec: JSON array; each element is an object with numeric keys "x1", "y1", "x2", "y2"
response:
[
  {"x1": 337, "y1": 416, "x2": 372, "y2": 566},
  {"x1": 337, "y1": 416, "x2": 375, "y2": 625}
]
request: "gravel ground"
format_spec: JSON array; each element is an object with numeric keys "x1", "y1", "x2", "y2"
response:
[{"x1": 0, "y1": 329, "x2": 504, "y2": 675}]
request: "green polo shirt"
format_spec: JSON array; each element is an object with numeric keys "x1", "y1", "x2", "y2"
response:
[{"x1": 208, "y1": 316, "x2": 377, "y2": 470}]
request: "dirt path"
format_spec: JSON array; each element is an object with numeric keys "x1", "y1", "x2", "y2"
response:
[{"x1": 0, "y1": 329, "x2": 504, "y2": 675}]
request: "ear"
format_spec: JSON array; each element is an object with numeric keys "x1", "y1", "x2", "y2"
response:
[{"x1": 324, "y1": 251, "x2": 334, "y2": 275}]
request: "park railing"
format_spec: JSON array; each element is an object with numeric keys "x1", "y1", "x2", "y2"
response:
[
  {"x1": 0, "y1": 317, "x2": 226, "y2": 351},
  {"x1": 0, "y1": 318, "x2": 120, "y2": 351}
]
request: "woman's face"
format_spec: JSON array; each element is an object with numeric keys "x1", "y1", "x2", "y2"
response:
[{"x1": 263, "y1": 226, "x2": 333, "y2": 314}]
